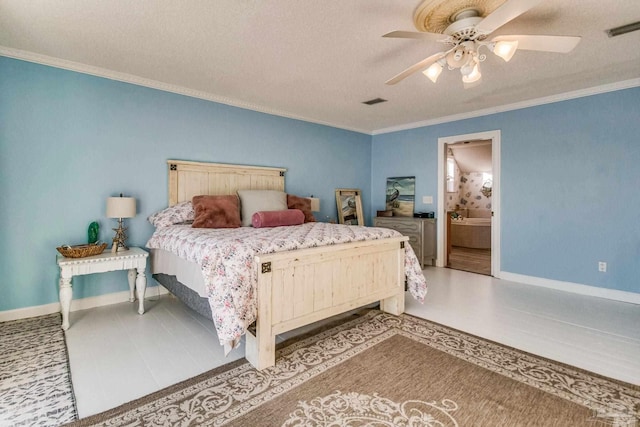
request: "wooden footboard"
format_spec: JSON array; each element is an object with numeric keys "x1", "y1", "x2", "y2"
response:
[
  {"x1": 163, "y1": 160, "x2": 408, "y2": 371},
  {"x1": 245, "y1": 236, "x2": 407, "y2": 370}
]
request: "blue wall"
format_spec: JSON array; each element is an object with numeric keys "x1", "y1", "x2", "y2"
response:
[
  {"x1": 2, "y1": 55, "x2": 638, "y2": 312},
  {"x1": 0, "y1": 57, "x2": 372, "y2": 311},
  {"x1": 371, "y1": 87, "x2": 640, "y2": 294}
]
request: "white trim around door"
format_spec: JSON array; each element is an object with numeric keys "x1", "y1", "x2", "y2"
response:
[{"x1": 437, "y1": 130, "x2": 501, "y2": 277}]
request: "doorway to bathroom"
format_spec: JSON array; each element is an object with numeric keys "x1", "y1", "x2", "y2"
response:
[{"x1": 436, "y1": 130, "x2": 501, "y2": 277}]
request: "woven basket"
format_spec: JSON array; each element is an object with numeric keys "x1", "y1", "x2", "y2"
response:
[{"x1": 57, "y1": 243, "x2": 107, "y2": 258}]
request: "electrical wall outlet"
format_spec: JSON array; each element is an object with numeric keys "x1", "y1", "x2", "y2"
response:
[
  {"x1": 598, "y1": 261, "x2": 607, "y2": 272},
  {"x1": 422, "y1": 196, "x2": 433, "y2": 204}
]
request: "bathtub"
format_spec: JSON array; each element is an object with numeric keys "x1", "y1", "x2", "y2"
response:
[{"x1": 450, "y1": 217, "x2": 491, "y2": 249}]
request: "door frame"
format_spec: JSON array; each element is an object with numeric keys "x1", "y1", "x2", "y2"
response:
[{"x1": 436, "y1": 130, "x2": 501, "y2": 277}]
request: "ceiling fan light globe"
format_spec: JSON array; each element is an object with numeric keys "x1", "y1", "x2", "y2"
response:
[
  {"x1": 446, "y1": 49, "x2": 468, "y2": 68},
  {"x1": 460, "y1": 63, "x2": 474, "y2": 76},
  {"x1": 423, "y1": 62, "x2": 443, "y2": 83},
  {"x1": 493, "y1": 40, "x2": 518, "y2": 62},
  {"x1": 462, "y1": 63, "x2": 482, "y2": 83}
]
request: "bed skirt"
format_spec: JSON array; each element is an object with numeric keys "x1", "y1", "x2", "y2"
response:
[{"x1": 153, "y1": 273, "x2": 212, "y2": 320}]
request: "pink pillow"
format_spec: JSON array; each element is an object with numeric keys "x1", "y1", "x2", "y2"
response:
[
  {"x1": 191, "y1": 195, "x2": 241, "y2": 228},
  {"x1": 286, "y1": 194, "x2": 316, "y2": 223},
  {"x1": 252, "y1": 209, "x2": 305, "y2": 228}
]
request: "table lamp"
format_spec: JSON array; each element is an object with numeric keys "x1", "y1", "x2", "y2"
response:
[{"x1": 106, "y1": 194, "x2": 136, "y2": 252}]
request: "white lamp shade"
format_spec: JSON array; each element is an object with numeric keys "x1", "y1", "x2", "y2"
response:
[
  {"x1": 493, "y1": 40, "x2": 518, "y2": 62},
  {"x1": 106, "y1": 197, "x2": 136, "y2": 218},
  {"x1": 308, "y1": 197, "x2": 320, "y2": 212},
  {"x1": 462, "y1": 63, "x2": 482, "y2": 83},
  {"x1": 423, "y1": 62, "x2": 443, "y2": 83}
]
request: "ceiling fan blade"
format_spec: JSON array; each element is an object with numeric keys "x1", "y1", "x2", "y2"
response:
[
  {"x1": 383, "y1": 30, "x2": 445, "y2": 41},
  {"x1": 475, "y1": 0, "x2": 544, "y2": 35},
  {"x1": 493, "y1": 35, "x2": 581, "y2": 52},
  {"x1": 385, "y1": 52, "x2": 445, "y2": 85}
]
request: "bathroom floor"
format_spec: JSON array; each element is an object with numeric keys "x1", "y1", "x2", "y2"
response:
[{"x1": 448, "y1": 246, "x2": 491, "y2": 275}]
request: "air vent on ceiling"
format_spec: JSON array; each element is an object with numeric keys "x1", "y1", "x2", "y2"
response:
[
  {"x1": 362, "y1": 98, "x2": 387, "y2": 106},
  {"x1": 606, "y1": 21, "x2": 640, "y2": 37}
]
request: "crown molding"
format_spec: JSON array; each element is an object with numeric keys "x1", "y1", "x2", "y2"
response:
[
  {"x1": 2, "y1": 46, "x2": 638, "y2": 137},
  {"x1": 0, "y1": 46, "x2": 370, "y2": 135},
  {"x1": 372, "y1": 78, "x2": 640, "y2": 135}
]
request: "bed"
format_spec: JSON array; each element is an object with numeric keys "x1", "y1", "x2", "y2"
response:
[{"x1": 146, "y1": 160, "x2": 427, "y2": 370}]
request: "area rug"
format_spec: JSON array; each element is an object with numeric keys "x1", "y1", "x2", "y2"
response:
[
  {"x1": 66, "y1": 310, "x2": 639, "y2": 426},
  {"x1": 0, "y1": 313, "x2": 78, "y2": 426}
]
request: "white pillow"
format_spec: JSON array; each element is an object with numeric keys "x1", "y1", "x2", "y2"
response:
[{"x1": 237, "y1": 190, "x2": 287, "y2": 226}]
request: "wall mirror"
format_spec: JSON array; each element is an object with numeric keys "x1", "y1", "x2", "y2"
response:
[{"x1": 335, "y1": 188, "x2": 363, "y2": 225}]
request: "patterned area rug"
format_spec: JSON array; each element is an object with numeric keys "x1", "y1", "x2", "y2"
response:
[
  {"x1": 0, "y1": 313, "x2": 78, "y2": 426},
  {"x1": 66, "y1": 310, "x2": 639, "y2": 426}
]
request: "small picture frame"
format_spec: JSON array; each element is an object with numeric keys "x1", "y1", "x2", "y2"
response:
[{"x1": 335, "y1": 188, "x2": 364, "y2": 226}]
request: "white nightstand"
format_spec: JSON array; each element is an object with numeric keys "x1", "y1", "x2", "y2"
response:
[{"x1": 56, "y1": 247, "x2": 149, "y2": 330}]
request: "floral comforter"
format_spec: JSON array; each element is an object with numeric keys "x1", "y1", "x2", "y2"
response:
[{"x1": 146, "y1": 222, "x2": 427, "y2": 349}]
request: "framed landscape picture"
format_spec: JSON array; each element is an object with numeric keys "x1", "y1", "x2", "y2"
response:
[
  {"x1": 385, "y1": 176, "x2": 415, "y2": 217},
  {"x1": 335, "y1": 188, "x2": 364, "y2": 225}
]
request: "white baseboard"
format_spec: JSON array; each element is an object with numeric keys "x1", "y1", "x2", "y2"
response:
[
  {"x1": 500, "y1": 271, "x2": 640, "y2": 305},
  {"x1": 5, "y1": 273, "x2": 636, "y2": 322},
  {"x1": 0, "y1": 286, "x2": 170, "y2": 322}
]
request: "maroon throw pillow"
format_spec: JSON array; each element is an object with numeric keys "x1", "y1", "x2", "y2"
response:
[
  {"x1": 252, "y1": 209, "x2": 305, "y2": 228},
  {"x1": 191, "y1": 195, "x2": 241, "y2": 228},
  {"x1": 286, "y1": 194, "x2": 316, "y2": 223}
]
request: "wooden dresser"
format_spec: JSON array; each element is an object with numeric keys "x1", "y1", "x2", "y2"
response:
[{"x1": 373, "y1": 217, "x2": 436, "y2": 267}]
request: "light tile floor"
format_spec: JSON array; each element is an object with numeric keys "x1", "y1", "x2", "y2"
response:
[{"x1": 65, "y1": 267, "x2": 640, "y2": 417}]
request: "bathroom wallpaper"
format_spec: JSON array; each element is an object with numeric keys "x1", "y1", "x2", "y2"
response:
[
  {"x1": 446, "y1": 159, "x2": 492, "y2": 212},
  {"x1": 459, "y1": 172, "x2": 492, "y2": 210}
]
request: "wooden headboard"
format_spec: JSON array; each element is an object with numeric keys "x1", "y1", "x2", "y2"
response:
[{"x1": 167, "y1": 160, "x2": 287, "y2": 206}]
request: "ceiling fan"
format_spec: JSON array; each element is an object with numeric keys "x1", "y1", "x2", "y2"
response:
[{"x1": 384, "y1": 0, "x2": 581, "y2": 87}]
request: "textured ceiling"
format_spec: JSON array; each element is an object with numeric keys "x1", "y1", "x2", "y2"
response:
[{"x1": 1, "y1": 0, "x2": 639, "y2": 134}]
